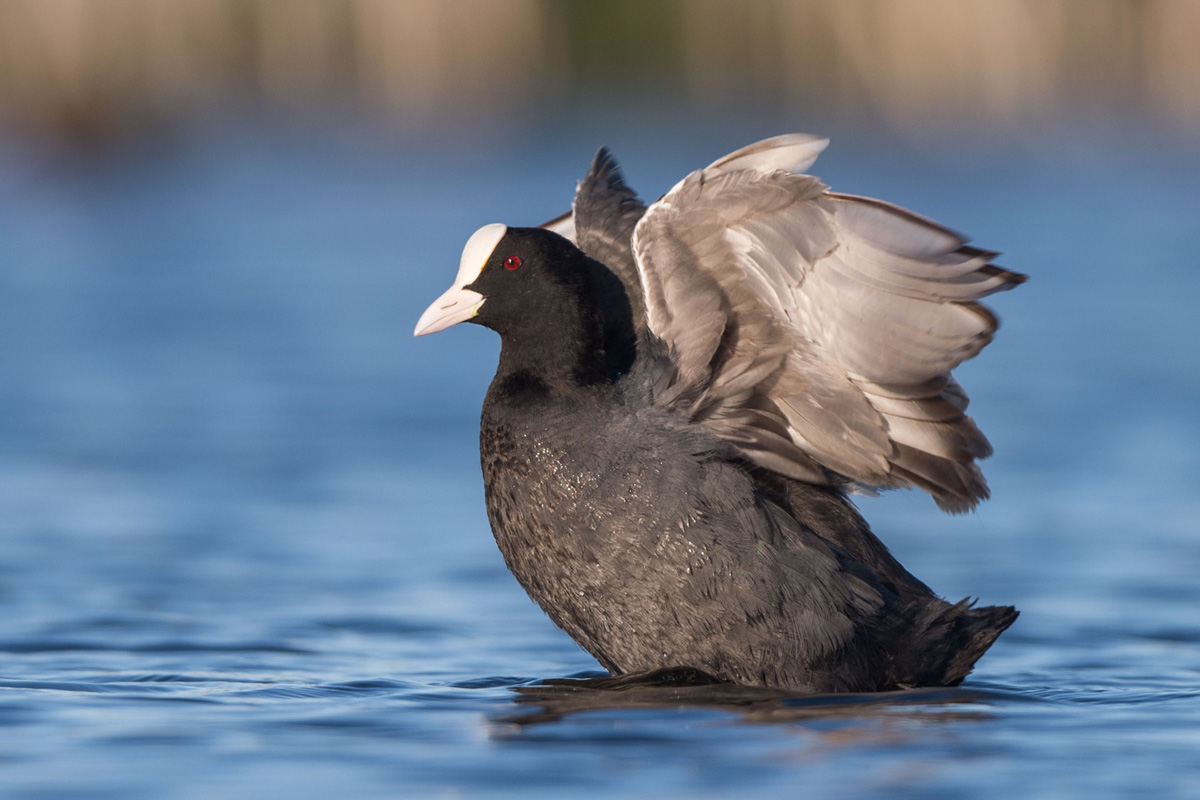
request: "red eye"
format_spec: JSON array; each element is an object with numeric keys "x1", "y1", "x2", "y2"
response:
[{"x1": 503, "y1": 255, "x2": 521, "y2": 270}]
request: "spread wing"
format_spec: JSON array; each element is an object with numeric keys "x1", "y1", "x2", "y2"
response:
[{"x1": 630, "y1": 135, "x2": 1024, "y2": 512}]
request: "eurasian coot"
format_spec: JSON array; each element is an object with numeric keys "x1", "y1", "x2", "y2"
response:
[{"x1": 415, "y1": 134, "x2": 1022, "y2": 692}]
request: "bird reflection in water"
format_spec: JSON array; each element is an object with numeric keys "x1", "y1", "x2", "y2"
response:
[{"x1": 499, "y1": 667, "x2": 1004, "y2": 729}]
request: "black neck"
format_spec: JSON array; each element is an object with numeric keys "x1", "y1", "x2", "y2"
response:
[
  {"x1": 492, "y1": 301, "x2": 613, "y2": 399},
  {"x1": 482, "y1": 244, "x2": 637, "y2": 402}
]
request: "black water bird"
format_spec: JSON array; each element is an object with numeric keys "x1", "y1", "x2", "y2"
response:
[{"x1": 414, "y1": 134, "x2": 1022, "y2": 692}]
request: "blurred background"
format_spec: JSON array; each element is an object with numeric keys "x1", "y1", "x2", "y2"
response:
[
  {"x1": 2, "y1": 2, "x2": 1199, "y2": 798},
  {"x1": 2, "y1": 0, "x2": 1200, "y2": 146}
]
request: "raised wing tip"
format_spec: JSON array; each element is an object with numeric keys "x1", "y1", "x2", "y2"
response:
[
  {"x1": 580, "y1": 145, "x2": 643, "y2": 212},
  {"x1": 591, "y1": 145, "x2": 614, "y2": 169},
  {"x1": 705, "y1": 133, "x2": 830, "y2": 176},
  {"x1": 589, "y1": 146, "x2": 629, "y2": 185}
]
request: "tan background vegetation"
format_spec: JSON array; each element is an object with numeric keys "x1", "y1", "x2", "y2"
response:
[{"x1": 1, "y1": 0, "x2": 1197, "y2": 143}]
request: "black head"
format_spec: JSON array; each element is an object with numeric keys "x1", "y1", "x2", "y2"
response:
[{"x1": 415, "y1": 224, "x2": 635, "y2": 382}]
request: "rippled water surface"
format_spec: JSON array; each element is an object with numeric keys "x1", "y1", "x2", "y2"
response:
[{"x1": 1, "y1": 116, "x2": 1198, "y2": 798}]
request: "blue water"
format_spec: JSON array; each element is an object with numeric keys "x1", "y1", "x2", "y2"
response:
[{"x1": 1, "y1": 113, "x2": 1198, "y2": 798}]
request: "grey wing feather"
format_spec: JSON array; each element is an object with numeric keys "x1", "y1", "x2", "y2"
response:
[{"x1": 631, "y1": 135, "x2": 1025, "y2": 512}]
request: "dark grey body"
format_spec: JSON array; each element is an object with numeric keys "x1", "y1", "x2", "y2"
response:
[{"x1": 481, "y1": 343, "x2": 1014, "y2": 692}]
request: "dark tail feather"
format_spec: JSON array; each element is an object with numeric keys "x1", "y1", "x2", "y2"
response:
[
  {"x1": 891, "y1": 598, "x2": 1018, "y2": 688},
  {"x1": 940, "y1": 601, "x2": 1019, "y2": 685}
]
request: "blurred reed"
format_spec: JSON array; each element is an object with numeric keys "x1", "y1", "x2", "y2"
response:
[{"x1": 0, "y1": 0, "x2": 1197, "y2": 146}]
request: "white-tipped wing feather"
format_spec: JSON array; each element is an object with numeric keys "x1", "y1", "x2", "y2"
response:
[{"x1": 629, "y1": 136, "x2": 1024, "y2": 511}]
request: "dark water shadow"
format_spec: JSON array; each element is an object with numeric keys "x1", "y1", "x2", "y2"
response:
[{"x1": 502, "y1": 667, "x2": 1023, "y2": 727}]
